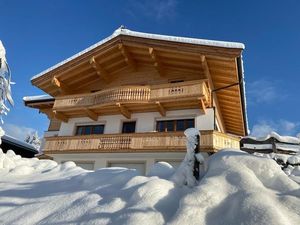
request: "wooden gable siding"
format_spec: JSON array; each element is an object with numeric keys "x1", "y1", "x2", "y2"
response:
[{"x1": 78, "y1": 64, "x2": 206, "y2": 93}]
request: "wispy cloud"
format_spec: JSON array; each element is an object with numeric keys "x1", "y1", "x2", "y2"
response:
[
  {"x1": 247, "y1": 79, "x2": 286, "y2": 104},
  {"x1": 126, "y1": 0, "x2": 178, "y2": 21},
  {"x1": 251, "y1": 119, "x2": 300, "y2": 137},
  {"x1": 2, "y1": 123, "x2": 39, "y2": 141}
]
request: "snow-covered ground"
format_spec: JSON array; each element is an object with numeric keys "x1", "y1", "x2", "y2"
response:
[{"x1": 0, "y1": 149, "x2": 300, "y2": 225}]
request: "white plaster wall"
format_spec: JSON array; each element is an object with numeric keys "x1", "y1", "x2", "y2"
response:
[
  {"x1": 44, "y1": 131, "x2": 59, "y2": 137},
  {"x1": 58, "y1": 108, "x2": 215, "y2": 136},
  {"x1": 195, "y1": 108, "x2": 214, "y2": 130},
  {"x1": 50, "y1": 151, "x2": 210, "y2": 174}
]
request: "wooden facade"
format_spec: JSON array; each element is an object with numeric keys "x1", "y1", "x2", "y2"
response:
[
  {"x1": 25, "y1": 28, "x2": 248, "y2": 157},
  {"x1": 44, "y1": 131, "x2": 240, "y2": 154},
  {"x1": 49, "y1": 80, "x2": 210, "y2": 121}
]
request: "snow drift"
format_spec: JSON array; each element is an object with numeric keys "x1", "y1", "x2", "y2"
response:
[{"x1": 0, "y1": 149, "x2": 299, "y2": 225}]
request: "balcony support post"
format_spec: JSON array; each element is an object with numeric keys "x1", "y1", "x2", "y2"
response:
[
  {"x1": 155, "y1": 101, "x2": 166, "y2": 116},
  {"x1": 84, "y1": 108, "x2": 98, "y2": 121},
  {"x1": 199, "y1": 98, "x2": 206, "y2": 114},
  {"x1": 116, "y1": 103, "x2": 131, "y2": 119},
  {"x1": 53, "y1": 110, "x2": 68, "y2": 123}
]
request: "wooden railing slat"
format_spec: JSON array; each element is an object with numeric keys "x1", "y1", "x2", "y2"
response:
[
  {"x1": 53, "y1": 80, "x2": 210, "y2": 109},
  {"x1": 44, "y1": 131, "x2": 239, "y2": 153}
]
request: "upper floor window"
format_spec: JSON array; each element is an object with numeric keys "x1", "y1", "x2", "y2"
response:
[
  {"x1": 122, "y1": 121, "x2": 136, "y2": 133},
  {"x1": 156, "y1": 119, "x2": 194, "y2": 132},
  {"x1": 75, "y1": 124, "x2": 104, "y2": 135}
]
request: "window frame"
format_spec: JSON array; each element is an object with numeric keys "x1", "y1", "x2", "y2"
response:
[
  {"x1": 121, "y1": 121, "x2": 137, "y2": 133},
  {"x1": 75, "y1": 124, "x2": 105, "y2": 135},
  {"x1": 156, "y1": 118, "x2": 195, "y2": 132}
]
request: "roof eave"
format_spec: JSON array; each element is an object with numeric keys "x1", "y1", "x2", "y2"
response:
[
  {"x1": 31, "y1": 27, "x2": 245, "y2": 82},
  {"x1": 237, "y1": 55, "x2": 249, "y2": 136}
]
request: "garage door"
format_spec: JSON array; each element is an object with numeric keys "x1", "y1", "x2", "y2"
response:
[
  {"x1": 156, "y1": 160, "x2": 182, "y2": 169},
  {"x1": 75, "y1": 162, "x2": 94, "y2": 170},
  {"x1": 108, "y1": 162, "x2": 145, "y2": 175}
]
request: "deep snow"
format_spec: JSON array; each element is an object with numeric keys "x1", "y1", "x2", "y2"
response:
[{"x1": 0, "y1": 149, "x2": 299, "y2": 225}]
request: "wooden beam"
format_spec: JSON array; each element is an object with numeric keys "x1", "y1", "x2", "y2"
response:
[
  {"x1": 155, "y1": 101, "x2": 166, "y2": 117},
  {"x1": 39, "y1": 109, "x2": 53, "y2": 119},
  {"x1": 53, "y1": 110, "x2": 68, "y2": 123},
  {"x1": 116, "y1": 103, "x2": 131, "y2": 119},
  {"x1": 200, "y1": 98, "x2": 206, "y2": 114},
  {"x1": 118, "y1": 44, "x2": 137, "y2": 71},
  {"x1": 200, "y1": 55, "x2": 226, "y2": 133},
  {"x1": 84, "y1": 108, "x2": 98, "y2": 121},
  {"x1": 149, "y1": 47, "x2": 165, "y2": 76},
  {"x1": 52, "y1": 76, "x2": 72, "y2": 94},
  {"x1": 89, "y1": 57, "x2": 110, "y2": 82},
  {"x1": 201, "y1": 55, "x2": 211, "y2": 81}
]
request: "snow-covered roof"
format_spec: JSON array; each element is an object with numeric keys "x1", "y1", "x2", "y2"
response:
[
  {"x1": 2, "y1": 134, "x2": 38, "y2": 153},
  {"x1": 31, "y1": 26, "x2": 245, "y2": 81},
  {"x1": 23, "y1": 94, "x2": 54, "y2": 102},
  {"x1": 244, "y1": 132, "x2": 300, "y2": 144}
]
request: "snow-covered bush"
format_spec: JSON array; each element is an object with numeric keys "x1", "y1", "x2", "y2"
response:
[{"x1": 0, "y1": 41, "x2": 14, "y2": 125}]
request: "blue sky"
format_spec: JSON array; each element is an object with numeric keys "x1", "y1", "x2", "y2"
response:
[{"x1": 0, "y1": 0, "x2": 299, "y2": 140}]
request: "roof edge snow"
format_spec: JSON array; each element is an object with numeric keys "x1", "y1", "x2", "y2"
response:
[
  {"x1": 23, "y1": 95, "x2": 54, "y2": 102},
  {"x1": 2, "y1": 134, "x2": 38, "y2": 153},
  {"x1": 243, "y1": 132, "x2": 300, "y2": 145},
  {"x1": 31, "y1": 27, "x2": 245, "y2": 81}
]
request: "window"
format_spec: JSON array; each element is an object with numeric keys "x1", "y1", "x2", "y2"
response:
[
  {"x1": 122, "y1": 121, "x2": 136, "y2": 133},
  {"x1": 75, "y1": 125, "x2": 104, "y2": 135},
  {"x1": 75, "y1": 162, "x2": 94, "y2": 170},
  {"x1": 156, "y1": 119, "x2": 194, "y2": 132}
]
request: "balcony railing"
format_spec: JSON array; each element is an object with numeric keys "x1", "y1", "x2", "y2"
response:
[
  {"x1": 43, "y1": 130, "x2": 240, "y2": 153},
  {"x1": 53, "y1": 80, "x2": 210, "y2": 110}
]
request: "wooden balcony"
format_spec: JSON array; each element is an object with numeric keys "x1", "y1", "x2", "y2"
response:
[
  {"x1": 43, "y1": 130, "x2": 240, "y2": 154},
  {"x1": 52, "y1": 80, "x2": 210, "y2": 119}
]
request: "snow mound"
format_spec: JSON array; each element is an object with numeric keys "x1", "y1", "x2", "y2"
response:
[
  {"x1": 147, "y1": 161, "x2": 175, "y2": 178},
  {"x1": 0, "y1": 149, "x2": 299, "y2": 225},
  {"x1": 288, "y1": 155, "x2": 300, "y2": 165},
  {"x1": 169, "y1": 149, "x2": 300, "y2": 225}
]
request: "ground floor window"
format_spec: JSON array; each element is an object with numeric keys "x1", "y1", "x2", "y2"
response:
[
  {"x1": 75, "y1": 124, "x2": 104, "y2": 135},
  {"x1": 156, "y1": 119, "x2": 194, "y2": 132}
]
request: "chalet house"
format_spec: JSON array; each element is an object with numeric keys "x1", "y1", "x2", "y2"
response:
[{"x1": 24, "y1": 27, "x2": 248, "y2": 174}]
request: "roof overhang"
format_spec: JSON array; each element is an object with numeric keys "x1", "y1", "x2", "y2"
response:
[{"x1": 28, "y1": 27, "x2": 248, "y2": 136}]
